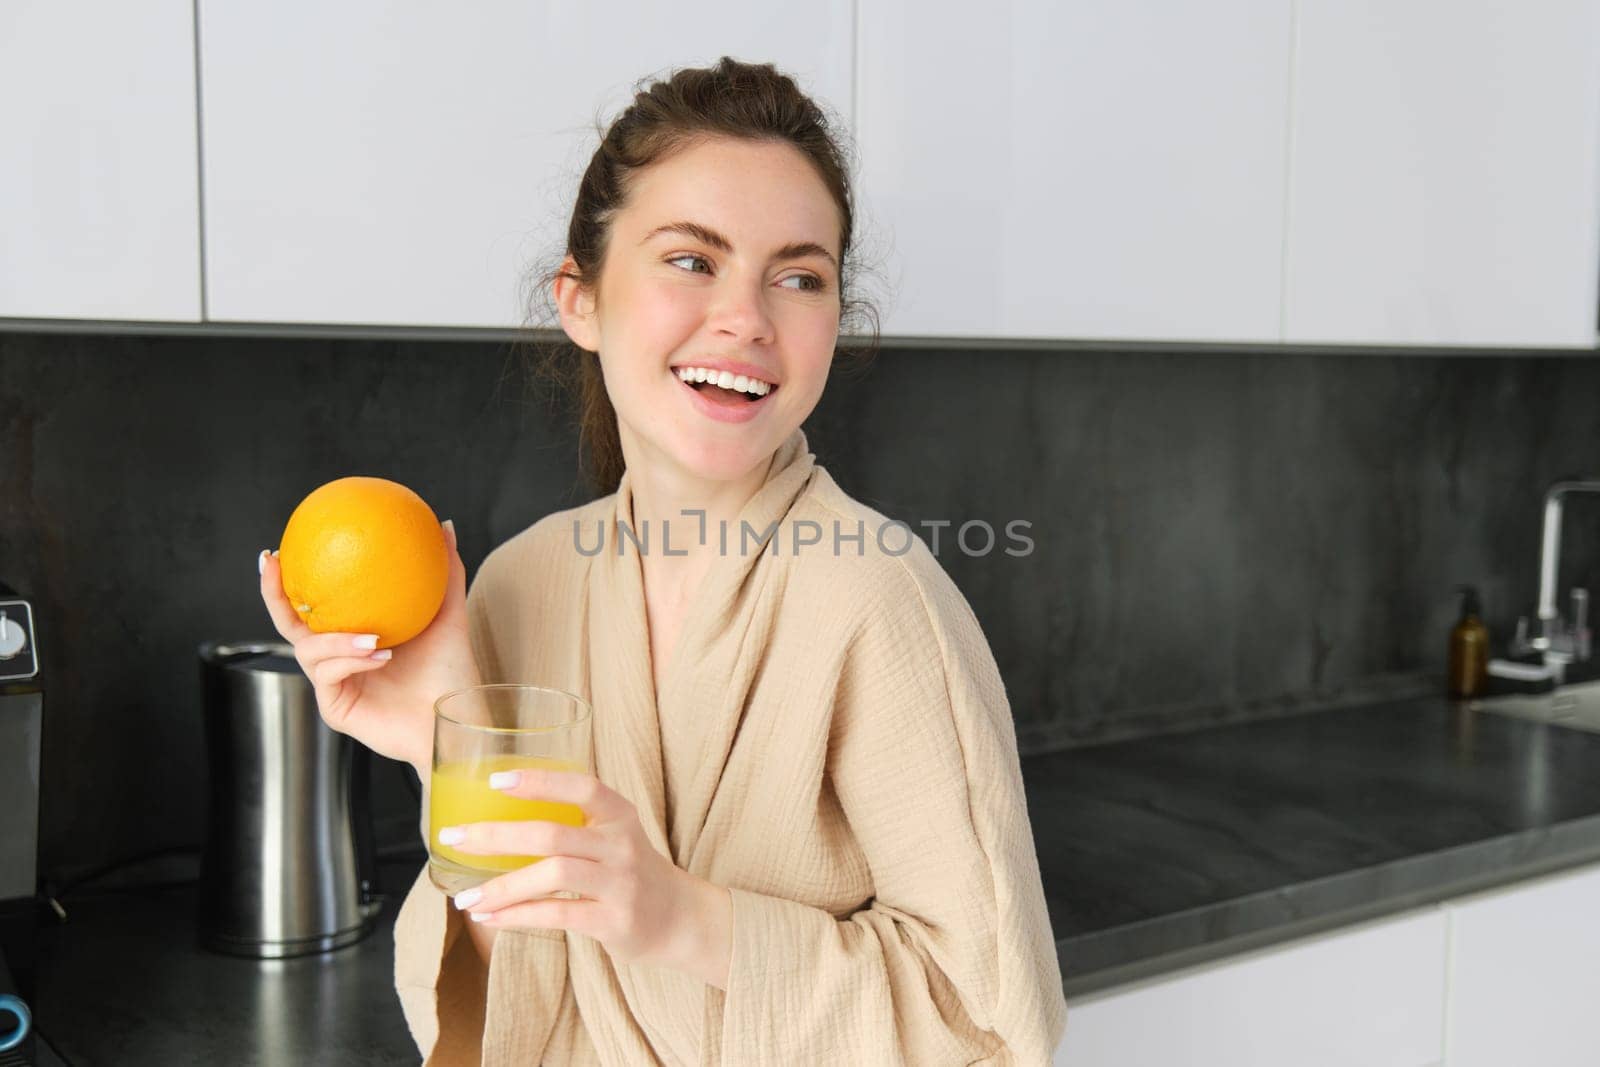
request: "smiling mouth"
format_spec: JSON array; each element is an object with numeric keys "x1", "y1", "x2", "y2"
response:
[{"x1": 674, "y1": 369, "x2": 778, "y2": 405}]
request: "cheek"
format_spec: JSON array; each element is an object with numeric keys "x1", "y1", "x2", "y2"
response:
[
  {"x1": 779, "y1": 303, "x2": 841, "y2": 377},
  {"x1": 622, "y1": 281, "x2": 704, "y2": 343}
]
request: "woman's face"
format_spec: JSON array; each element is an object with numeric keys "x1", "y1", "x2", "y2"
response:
[{"x1": 557, "y1": 136, "x2": 843, "y2": 487}]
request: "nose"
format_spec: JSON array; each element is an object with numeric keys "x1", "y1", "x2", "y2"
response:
[{"x1": 707, "y1": 274, "x2": 776, "y2": 346}]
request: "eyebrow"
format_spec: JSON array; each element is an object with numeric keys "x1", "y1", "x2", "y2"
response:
[{"x1": 639, "y1": 220, "x2": 837, "y2": 269}]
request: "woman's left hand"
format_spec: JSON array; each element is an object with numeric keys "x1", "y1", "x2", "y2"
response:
[{"x1": 438, "y1": 767, "x2": 723, "y2": 978}]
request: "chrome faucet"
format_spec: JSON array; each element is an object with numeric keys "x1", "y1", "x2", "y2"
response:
[{"x1": 1510, "y1": 478, "x2": 1600, "y2": 677}]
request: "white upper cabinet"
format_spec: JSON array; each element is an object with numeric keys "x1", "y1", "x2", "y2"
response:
[
  {"x1": 0, "y1": 1, "x2": 201, "y2": 322},
  {"x1": 1285, "y1": 0, "x2": 1600, "y2": 348},
  {"x1": 196, "y1": 2, "x2": 853, "y2": 329},
  {"x1": 10, "y1": 4, "x2": 1596, "y2": 346},
  {"x1": 856, "y1": 1, "x2": 1292, "y2": 344}
]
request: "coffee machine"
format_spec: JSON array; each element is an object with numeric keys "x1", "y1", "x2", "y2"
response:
[{"x1": 0, "y1": 583, "x2": 44, "y2": 1062}]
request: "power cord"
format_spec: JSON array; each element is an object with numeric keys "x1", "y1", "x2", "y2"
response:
[{"x1": 38, "y1": 845, "x2": 203, "y2": 922}]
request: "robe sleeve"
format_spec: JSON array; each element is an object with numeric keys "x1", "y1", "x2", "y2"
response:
[
  {"x1": 391, "y1": 561, "x2": 581, "y2": 1065},
  {"x1": 711, "y1": 557, "x2": 1068, "y2": 1065}
]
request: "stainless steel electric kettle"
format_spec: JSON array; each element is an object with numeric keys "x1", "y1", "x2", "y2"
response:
[{"x1": 197, "y1": 641, "x2": 381, "y2": 958}]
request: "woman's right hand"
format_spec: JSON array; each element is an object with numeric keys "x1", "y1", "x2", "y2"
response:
[{"x1": 257, "y1": 519, "x2": 482, "y2": 776}]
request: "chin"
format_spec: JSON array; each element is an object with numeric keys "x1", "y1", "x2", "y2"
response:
[{"x1": 671, "y1": 428, "x2": 782, "y2": 481}]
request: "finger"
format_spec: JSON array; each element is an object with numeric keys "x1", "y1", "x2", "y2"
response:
[
  {"x1": 487, "y1": 768, "x2": 624, "y2": 823},
  {"x1": 468, "y1": 896, "x2": 597, "y2": 936},
  {"x1": 458, "y1": 855, "x2": 607, "y2": 912},
  {"x1": 438, "y1": 818, "x2": 606, "y2": 861},
  {"x1": 440, "y1": 521, "x2": 466, "y2": 610},
  {"x1": 257, "y1": 550, "x2": 310, "y2": 643},
  {"x1": 300, "y1": 630, "x2": 389, "y2": 665},
  {"x1": 304, "y1": 652, "x2": 393, "y2": 688}
]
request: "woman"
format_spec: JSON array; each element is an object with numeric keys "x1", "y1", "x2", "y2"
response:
[{"x1": 260, "y1": 57, "x2": 1067, "y2": 1065}]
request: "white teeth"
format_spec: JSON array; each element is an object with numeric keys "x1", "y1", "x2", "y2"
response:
[{"x1": 674, "y1": 365, "x2": 773, "y2": 396}]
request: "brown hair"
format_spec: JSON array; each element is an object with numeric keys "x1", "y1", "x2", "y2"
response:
[{"x1": 520, "y1": 56, "x2": 879, "y2": 497}]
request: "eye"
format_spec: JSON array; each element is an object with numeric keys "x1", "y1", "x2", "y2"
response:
[
  {"x1": 778, "y1": 274, "x2": 825, "y2": 292},
  {"x1": 665, "y1": 253, "x2": 712, "y2": 274}
]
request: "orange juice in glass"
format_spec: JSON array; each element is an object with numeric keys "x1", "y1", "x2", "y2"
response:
[{"x1": 427, "y1": 684, "x2": 593, "y2": 896}]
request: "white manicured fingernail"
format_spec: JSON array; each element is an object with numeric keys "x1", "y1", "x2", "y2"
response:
[
  {"x1": 438, "y1": 827, "x2": 465, "y2": 846},
  {"x1": 488, "y1": 771, "x2": 521, "y2": 791},
  {"x1": 258, "y1": 549, "x2": 267, "y2": 575},
  {"x1": 369, "y1": 649, "x2": 392, "y2": 661},
  {"x1": 352, "y1": 634, "x2": 379, "y2": 650},
  {"x1": 453, "y1": 888, "x2": 482, "y2": 910},
  {"x1": 469, "y1": 911, "x2": 492, "y2": 923}
]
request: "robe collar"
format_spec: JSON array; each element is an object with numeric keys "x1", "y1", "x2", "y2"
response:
[{"x1": 586, "y1": 427, "x2": 817, "y2": 865}]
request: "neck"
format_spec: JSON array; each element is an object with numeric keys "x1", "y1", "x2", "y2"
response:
[{"x1": 623, "y1": 443, "x2": 778, "y2": 581}]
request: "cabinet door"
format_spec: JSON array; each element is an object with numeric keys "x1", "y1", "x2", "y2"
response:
[
  {"x1": 857, "y1": 1, "x2": 1290, "y2": 343},
  {"x1": 1055, "y1": 908, "x2": 1447, "y2": 1067},
  {"x1": 1443, "y1": 860, "x2": 1600, "y2": 1066},
  {"x1": 0, "y1": 1, "x2": 201, "y2": 322},
  {"x1": 1285, "y1": 0, "x2": 1600, "y2": 348},
  {"x1": 197, "y1": 2, "x2": 852, "y2": 328}
]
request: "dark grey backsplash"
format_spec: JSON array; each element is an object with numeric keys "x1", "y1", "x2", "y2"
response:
[{"x1": 3, "y1": 330, "x2": 1597, "y2": 884}]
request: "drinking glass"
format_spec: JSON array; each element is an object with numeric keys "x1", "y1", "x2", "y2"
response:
[{"x1": 427, "y1": 684, "x2": 594, "y2": 897}]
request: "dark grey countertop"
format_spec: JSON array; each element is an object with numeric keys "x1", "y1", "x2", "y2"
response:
[
  {"x1": 1032, "y1": 686, "x2": 1600, "y2": 996},
  {"x1": 32, "y1": 687, "x2": 1600, "y2": 1059},
  {"x1": 33, "y1": 857, "x2": 421, "y2": 1066}
]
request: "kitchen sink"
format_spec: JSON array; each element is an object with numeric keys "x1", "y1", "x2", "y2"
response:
[{"x1": 1472, "y1": 677, "x2": 1600, "y2": 732}]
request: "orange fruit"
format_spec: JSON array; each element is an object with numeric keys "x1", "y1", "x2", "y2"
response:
[{"x1": 277, "y1": 476, "x2": 448, "y2": 649}]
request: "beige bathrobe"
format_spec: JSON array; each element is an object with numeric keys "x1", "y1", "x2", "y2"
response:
[{"x1": 393, "y1": 427, "x2": 1068, "y2": 1065}]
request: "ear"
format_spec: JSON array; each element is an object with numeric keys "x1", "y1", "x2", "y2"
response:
[{"x1": 553, "y1": 256, "x2": 600, "y2": 353}]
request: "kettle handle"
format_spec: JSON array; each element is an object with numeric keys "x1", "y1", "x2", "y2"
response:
[{"x1": 350, "y1": 741, "x2": 381, "y2": 909}]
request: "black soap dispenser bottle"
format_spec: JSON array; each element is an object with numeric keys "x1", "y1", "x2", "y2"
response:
[{"x1": 1448, "y1": 585, "x2": 1490, "y2": 700}]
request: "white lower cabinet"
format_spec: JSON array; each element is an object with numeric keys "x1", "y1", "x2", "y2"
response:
[
  {"x1": 1441, "y1": 860, "x2": 1600, "y2": 1067},
  {"x1": 1055, "y1": 907, "x2": 1447, "y2": 1066},
  {"x1": 1053, "y1": 858, "x2": 1600, "y2": 1065}
]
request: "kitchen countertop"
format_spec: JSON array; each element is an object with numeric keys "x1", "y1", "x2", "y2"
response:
[
  {"x1": 1037, "y1": 679, "x2": 1600, "y2": 997},
  {"x1": 31, "y1": 682, "x2": 1600, "y2": 1059},
  {"x1": 33, "y1": 857, "x2": 422, "y2": 1066}
]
